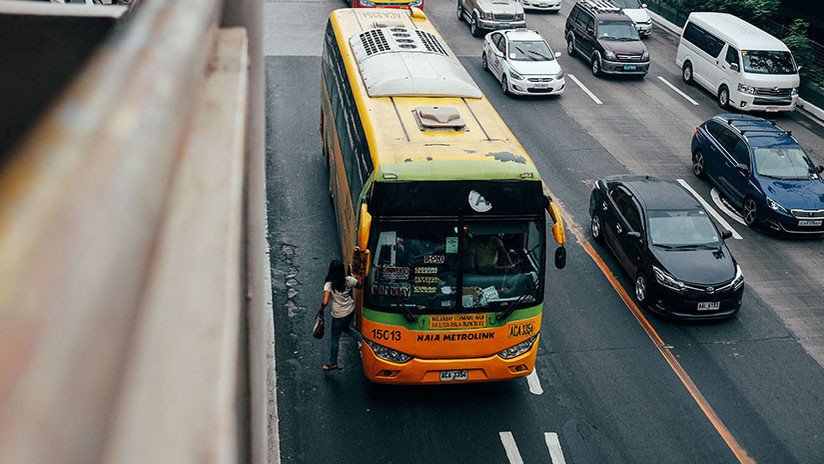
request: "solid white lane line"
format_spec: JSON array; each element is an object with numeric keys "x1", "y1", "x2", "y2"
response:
[
  {"x1": 657, "y1": 76, "x2": 700, "y2": 106},
  {"x1": 711, "y1": 188, "x2": 748, "y2": 226},
  {"x1": 499, "y1": 432, "x2": 525, "y2": 464},
  {"x1": 568, "y1": 74, "x2": 603, "y2": 105},
  {"x1": 676, "y1": 179, "x2": 743, "y2": 239},
  {"x1": 544, "y1": 433, "x2": 567, "y2": 464},
  {"x1": 526, "y1": 370, "x2": 544, "y2": 395}
]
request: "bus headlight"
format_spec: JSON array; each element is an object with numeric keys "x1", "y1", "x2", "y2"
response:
[
  {"x1": 653, "y1": 265, "x2": 685, "y2": 292},
  {"x1": 364, "y1": 339, "x2": 412, "y2": 363},
  {"x1": 497, "y1": 334, "x2": 538, "y2": 359}
]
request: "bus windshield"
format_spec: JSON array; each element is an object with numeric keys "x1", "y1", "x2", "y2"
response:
[{"x1": 365, "y1": 218, "x2": 544, "y2": 314}]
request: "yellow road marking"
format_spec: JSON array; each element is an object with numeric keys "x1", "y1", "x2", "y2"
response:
[{"x1": 551, "y1": 195, "x2": 755, "y2": 464}]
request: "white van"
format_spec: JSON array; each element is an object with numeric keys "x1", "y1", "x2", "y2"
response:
[{"x1": 676, "y1": 12, "x2": 800, "y2": 112}]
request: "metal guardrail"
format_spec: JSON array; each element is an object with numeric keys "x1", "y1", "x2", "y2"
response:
[{"x1": 0, "y1": 0, "x2": 266, "y2": 463}]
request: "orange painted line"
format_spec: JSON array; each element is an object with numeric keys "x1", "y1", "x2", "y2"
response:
[{"x1": 550, "y1": 195, "x2": 755, "y2": 464}]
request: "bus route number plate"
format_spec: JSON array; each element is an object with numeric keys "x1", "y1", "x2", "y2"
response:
[{"x1": 440, "y1": 370, "x2": 468, "y2": 382}]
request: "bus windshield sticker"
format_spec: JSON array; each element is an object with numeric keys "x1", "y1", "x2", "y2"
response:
[
  {"x1": 430, "y1": 314, "x2": 488, "y2": 330},
  {"x1": 468, "y1": 190, "x2": 493, "y2": 212},
  {"x1": 445, "y1": 236, "x2": 458, "y2": 254},
  {"x1": 414, "y1": 276, "x2": 440, "y2": 284},
  {"x1": 380, "y1": 266, "x2": 410, "y2": 281},
  {"x1": 415, "y1": 266, "x2": 438, "y2": 275},
  {"x1": 423, "y1": 255, "x2": 445, "y2": 264},
  {"x1": 371, "y1": 283, "x2": 411, "y2": 297},
  {"x1": 413, "y1": 286, "x2": 438, "y2": 294}
]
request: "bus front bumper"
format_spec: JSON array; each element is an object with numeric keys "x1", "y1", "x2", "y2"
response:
[{"x1": 361, "y1": 337, "x2": 539, "y2": 384}]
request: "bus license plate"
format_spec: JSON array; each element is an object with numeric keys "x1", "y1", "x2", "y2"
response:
[
  {"x1": 624, "y1": 65, "x2": 637, "y2": 71},
  {"x1": 440, "y1": 370, "x2": 468, "y2": 382},
  {"x1": 798, "y1": 219, "x2": 822, "y2": 227},
  {"x1": 697, "y1": 302, "x2": 720, "y2": 311}
]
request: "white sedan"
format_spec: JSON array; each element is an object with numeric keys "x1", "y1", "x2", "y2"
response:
[{"x1": 482, "y1": 29, "x2": 565, "y2": 96}]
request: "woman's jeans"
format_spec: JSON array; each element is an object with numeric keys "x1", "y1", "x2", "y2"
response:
[{"x1": 330, "y1": 313, "x2": 362, "y2": 365}]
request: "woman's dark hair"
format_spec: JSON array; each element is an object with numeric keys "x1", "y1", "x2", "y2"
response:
[{"x1": 325, "y1": 259, "x2": 347, "y2": 293}]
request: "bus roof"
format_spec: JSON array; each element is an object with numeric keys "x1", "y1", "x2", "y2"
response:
[{"x1": 329, "y1": 8, "x2": 541, "y2": 183}]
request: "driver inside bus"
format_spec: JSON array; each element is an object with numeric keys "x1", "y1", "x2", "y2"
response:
[{"x1": 463, "y1": 234, "x2": 511, "y2": 273}]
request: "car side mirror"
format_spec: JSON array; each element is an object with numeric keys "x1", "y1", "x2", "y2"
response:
[
  {"x1": 641, "y1": 3, "x2": 647, "y2": 7},
  {"x1": 555, "y1": 51, "x2": 562, "y2": 58},
  {"x1": 721, "y1": 229, "x2": 733, "y2": 240},
  {"x1": 730, "y1": 63, "x2": 740, "y2": 72},
  {"x1": 554, "y1": 246, "x2": 566, "y2": 269},
  {"x1": 626, "y1": 231, "x2": 642, "y2": 240},
  {"x1": 797, "y1": 65, "x2": 803, "y2": 73},
  {"x1": 817, "y1": 165, "x2": 824, "y2": 173},
  {"x1": 735, "y1": 163, "x2": 749, "y2": 173}
]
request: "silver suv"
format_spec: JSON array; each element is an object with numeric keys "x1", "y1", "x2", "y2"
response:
[{"x1": 457, "y1": 0, "x2": 526, "y2": 37}]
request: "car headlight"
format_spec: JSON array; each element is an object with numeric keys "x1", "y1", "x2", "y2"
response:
[
  {"x1": 364, "y1": 339, "x2": 412, "y2": 364},
  {"x1": 480, "y1": 11, "x2": 493, "y2": 20},
  {"x1": 509, "y1": 70, "x2": 523, "y2": 80},
  {"x1": 737, "y1": 83, "x2": 757, "y2": 95},
  {"x1": 731, "y1": 265, "x2": 744, "y2": 290},
  {"x1": 791, "y1": 87, "x2": 799, "y2": 95},
  {"x1": 653, "y1": 265, "x2": 685, "y2": 292},
  {"x1": 497, "y1": 334, "x2": 538, "y2": 359},
  {"x1": 555, "y1": 70, "x2": 564, "y2": 79},
  {"x1": 641, "y1": 50, "x2": 650, "y2": 60},
  {"x1": 514, "y1": 13, "x2": 524, "y2": 21},
  {"x1": 603, "y1": 50, "x2": 616, "y2": 60},
  {"x1": 765, "y1": 196, "x2": 789, "y2": 214}
]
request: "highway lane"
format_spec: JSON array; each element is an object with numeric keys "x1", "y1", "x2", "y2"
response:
[{"x1": 265, "y1": 1, "x2": 824, "y2": 462}]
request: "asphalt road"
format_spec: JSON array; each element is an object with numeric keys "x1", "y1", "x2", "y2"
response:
[{"x1": 265, "y1": 1, "x2": 824, "y2": 462}]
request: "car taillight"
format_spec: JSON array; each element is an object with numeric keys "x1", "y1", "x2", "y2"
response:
[{"x1": 694, "y1": 126, "x2": 699, "y2": 136}]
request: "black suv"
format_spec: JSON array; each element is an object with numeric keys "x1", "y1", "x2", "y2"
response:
[{"x1": 565, "y1": 0, "x2": 650, "y2": 77}]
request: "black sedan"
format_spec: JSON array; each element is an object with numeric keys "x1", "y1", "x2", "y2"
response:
[{"x1": 589, "y1": 175, "x2": 744, "y2": 319}]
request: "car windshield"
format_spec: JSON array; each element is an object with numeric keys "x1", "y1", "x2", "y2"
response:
[
  {"x1": 648, "y1": 209, "x2": 720, "y2": 247},
  {"x1": 597, "y1": 20, "x2": 640, "y2": 41},
  {"x1": 364, "y1": 219, "x2": 544, "y2": 313},
  {"x1": 509, "y1": 40, "x2": 555, "y2": 61},
  {"x1": 611, "y1": 0, "x2": 642, "y2": 8},
  {"x1": 753, "y1": 146, "x2": 814, "y2": 180},
  {"x1": 741, "y1": 50, "x2": 796, "y2": 75}
]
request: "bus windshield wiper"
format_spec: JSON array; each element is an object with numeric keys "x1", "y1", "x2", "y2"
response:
[
  {"x1": 391, "y1": 299, "x2": 419, "y2": 323},
  {"x1": 496, "y1": 275, "x2": 543, "y2": 323}
]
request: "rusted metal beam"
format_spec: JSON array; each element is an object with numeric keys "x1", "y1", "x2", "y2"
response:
[{"x1": 0, "y1": 0, "x2": 224, "y2": 463}]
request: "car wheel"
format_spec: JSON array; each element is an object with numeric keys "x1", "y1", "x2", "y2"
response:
[
  {"x1": 501, "y1": 74, "x2": 510, "y2": 95},
  {"x1": 682, "y1": 62, "x2": 693, "y2": 85},
  {"x1": 470, "y1": 14, "x2": 483, "y2": 37},
  {"x1": 591, "y1": 52, "x2": 602, "y2": 77},
  {"x1": 692, "y1": 150, "x2": 706, "y2": 179},
  {"x1": 566, "y1": 34, "x2": 576, "y2": 56},
  {"x1": 635, "y1": 273, "x2": 649, "y2": 305},
  {"x1": 742, "y1": 197, "x2": 758, "y2": 227},
  {"x1": 718, "y1": 85, "x2": 730, "y2": 109},
  {"x1": 590, "y1": 214, "x2": 604, "y2": 243},
  {"x1": 482, "y1": 52, "x2": 489, "y2": 71},
  {"x1": 457, "y1": 1, "x2": 464, "y2": 21}
]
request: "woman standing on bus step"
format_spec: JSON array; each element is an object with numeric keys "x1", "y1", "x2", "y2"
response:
[{"x1": 320, "y1": 259, "x2": 363, "y2": 372}]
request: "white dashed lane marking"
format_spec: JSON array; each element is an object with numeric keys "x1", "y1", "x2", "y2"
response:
[
  {"x1": 568, "y1": 74, "x2": 603, "y2": 105},
  {"x1": 499, "y1": 432, "x2": 525, "y2": 464},
  {"x1": 676, "y1": 179, "x2": 743, "y2": 239},
  {"x1": 657, "y1": 76, "x2": 700, "y2": 106},
  {"x1": 526, "y1": 369, "x2": 544, "y2": 395},
  {"x1": 545, "y1": 432, "x2": 568, "y2": 464},
  {"x1": 500, "y1": 432, "x2": 568, "y2": 463}
]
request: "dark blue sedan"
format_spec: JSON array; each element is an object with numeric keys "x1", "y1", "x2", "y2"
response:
[{"x1": 691, "y1": 114, "x2": 824, "y2": 234}]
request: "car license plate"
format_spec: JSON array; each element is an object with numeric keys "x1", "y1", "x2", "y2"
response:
[
  {"x1": 534, "y1": 83, "x2": 549, "y2": 89},
  {"x1": 798, "y1": 219, "x2": 822, "y2": 227},
  {"x1": 499, "y1": 22, "x2": 511, "y2": 29},
  {"x1": 440, "y1": 370, "x2": 468, "y2": 382},
  {"x1": 697, "y1": 302, "x2": 720, "y2": 311},
  {"x1": 624, "y1": 64, "x2": 637, "y2": 71}
]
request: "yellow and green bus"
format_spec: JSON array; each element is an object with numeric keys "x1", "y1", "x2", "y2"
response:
[{"x1": 320, "y1": 7, "x2": 566, "y2": 384}]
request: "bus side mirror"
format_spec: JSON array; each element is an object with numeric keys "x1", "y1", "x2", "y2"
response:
[
  {"x1": 352, "y1": 246, "x2": 371, "y2": 277},
  {"x1": 546, "y1": 200, "x2": 567, "y2": 246},
  {"x1": 358, "y1": 202, "x2": 372, "y2": 249},
  {"x1": 554, "y1": 247, "x2": 566, "y2": 270}
]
